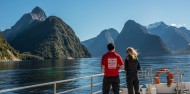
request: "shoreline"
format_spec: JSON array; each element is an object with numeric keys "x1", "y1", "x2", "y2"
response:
[{"x1": 0, "y1": 59, "x2": 21, "y2": 62}]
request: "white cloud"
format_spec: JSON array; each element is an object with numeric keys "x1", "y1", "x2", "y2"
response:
[
  {"x1": 170, "y1": 23, "x2": 186, "y2": 28},
  {"x1": 171, "y1": 23, "x2": 176, "y2": 26}
]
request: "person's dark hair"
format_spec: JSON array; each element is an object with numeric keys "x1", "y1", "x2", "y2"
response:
[{"x1": 107, "y1": 43, "x2": 115, "y2": 51}]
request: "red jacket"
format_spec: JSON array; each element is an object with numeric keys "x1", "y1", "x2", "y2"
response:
[{"x1": 101, "y1": 51, "x2": 124, "y2": 77}]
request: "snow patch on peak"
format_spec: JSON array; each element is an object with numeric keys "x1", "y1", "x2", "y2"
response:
[
  {"x1": 148, "y1": 22, "x2": 166, "y2": 29},
  {"x1": 31, "y1": 6, "x2": 47, "y2": 21},
  {"x1": 30, "y1": 13, "x2": 46, "y2": 21}
]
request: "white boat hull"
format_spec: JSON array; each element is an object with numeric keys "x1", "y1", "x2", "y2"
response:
[{"x1": 146, "y1": 82, "x2": 190, "y2": 94}]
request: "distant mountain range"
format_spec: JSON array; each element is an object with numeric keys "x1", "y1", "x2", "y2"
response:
[
  {"x1": 2, "y1": 6, "x2": 90, "y2": 59},
  {"x1": 147, "y1": 22, "x2": 190, "y2": 51},
  {"x1": 82, "y1": 28, "x2": 119, "y2": 57},
  {"x1": 115, "y1": 20, "x2": 170, "y2": 58},
  {"x1": 82, "y1": 20, "x2": 190, "y2": 57},
  {"x1": 2, "y1": 6, "x2": 190, "y2": 59}
]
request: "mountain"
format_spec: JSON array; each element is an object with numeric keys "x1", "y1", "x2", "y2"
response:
[
  {"x1": 82, "y1": 37, "x2": 96, "y2": 48},
  {"x1": 2, "y1": 6, "x2": 47, "y2": 42},
  {"x1": 10, "y1": 16, "x2": 90, "y2": 59},
  {"x1": 179, "y1": 27, "x2": 190, "y2": 42},
  {"x1": 171, "y1": 44, "x2": 190, "y2": 54},
  {"x1": 115, "y1": 20, "x2": 170, "y2": 58},
  {"x1": 147, "y1": 22, "x2": 169, "y2": 33},
  {"x1": 147, "y1": 22, "x2": 167, "y2": 29},
  {"x1": 148, "y1": 22, "x2": 190, "y2": 51},
  {"x1": 82, "y1": 28, "x2": 119, "y2": 57},
  {"x1": 0, "y1": 33, "x2": 20, "y2": 62}
]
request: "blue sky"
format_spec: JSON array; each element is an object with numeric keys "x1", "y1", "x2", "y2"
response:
[{"x1": 0, "y1": 0, "x2": 190, "y2": 41}]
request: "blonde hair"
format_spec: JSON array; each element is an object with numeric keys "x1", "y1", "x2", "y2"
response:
[{"x1": 127, "y1": 47, "x2": 138, "y2": 59}]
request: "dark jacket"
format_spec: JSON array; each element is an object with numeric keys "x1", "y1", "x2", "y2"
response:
[{"x1": 124, "y1": 55, "x2": 140, "y2": 76}]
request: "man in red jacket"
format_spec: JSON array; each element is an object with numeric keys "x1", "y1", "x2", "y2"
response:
[{"x1": 101, "y1": 43, "x2": 124, "y2": 94}]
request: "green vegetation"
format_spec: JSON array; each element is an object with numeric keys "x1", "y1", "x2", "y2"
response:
[
  {"x1": 10, "y1": 16, "x2": 91, "y2": 59},
  {"x1": 0, "y1": 33, "x2": 20, "y2": 61},
  {"x1": 20, "y1": 53, "x2": 44, "y2": 60}
]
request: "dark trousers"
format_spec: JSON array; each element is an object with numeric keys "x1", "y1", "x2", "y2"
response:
[
  {"x1": 102, "y1": 76, "x2": 120, "y2": 94},
  {"x1": 127, "y1": 75, "x2": 140, "y2": 94}
]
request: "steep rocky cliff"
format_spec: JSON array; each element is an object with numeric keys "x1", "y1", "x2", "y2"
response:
[
  {"x1": 0, "y1": 33, "x2": 20, "y2": 62},
  {"x1": 115, "y1": 20, "x2": 170, "y2": 58},
  {"x1": 10, "y1": 16, "x2": 90, "y2": 59}
]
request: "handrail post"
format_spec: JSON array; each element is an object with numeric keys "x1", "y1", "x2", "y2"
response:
[
  {"x1": 150, "y1": 68, "x2": 153, "y2": 84},
  {"x1": 148, "y1": 70, "x2": 151, "y2": 94},
  {"x1": 180, "y1": 72, "x2": 183, "y2": 94},
  {"x1": 54, "y1": 82, "x2": 56, "y2": 94},
  {"x1": 176, "y1": 65, "x2": 179, "y2": 94},
  {"x1": 91, "y1": 76, "x2": 93, "y2": 94}
]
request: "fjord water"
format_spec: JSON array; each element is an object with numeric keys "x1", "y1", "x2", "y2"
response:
[{"x1": 1, "y1": 54, "x2": 190, "y2": 93}]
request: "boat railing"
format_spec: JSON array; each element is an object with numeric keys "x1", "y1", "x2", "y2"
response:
[
  {"x1": 145, "y1": 65, "x2": 190, "y2": 94},
  {"x1": 0, "y1": 72, "x2": 105, "y2": 94},
  {"x1": 0, "y1": 65, "x2": 189, "y2": 94},
  {"x1": 0, "y1": 68, "x2": 151, "y2": 94}
]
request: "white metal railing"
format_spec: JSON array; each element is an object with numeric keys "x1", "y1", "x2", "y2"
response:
[
  {"x1": 0, "y1": 73, "x2": 105, "y2": 94},
  {"x1": 1, "y1": 66, "x2": 189, "y2": 94},
  {"x1": 0, "y1": 69, "x2": 150, "y2": 94}
]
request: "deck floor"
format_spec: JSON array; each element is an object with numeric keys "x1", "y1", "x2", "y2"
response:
[{"x1": 120, "y1": 88, "x2": 148, "y2": 94}]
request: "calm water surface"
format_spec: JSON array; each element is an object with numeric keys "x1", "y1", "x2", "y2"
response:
[{"x1": 1, "y1": 54, "x2": 190, "y2": 93}]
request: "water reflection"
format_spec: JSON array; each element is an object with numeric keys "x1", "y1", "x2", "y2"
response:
[{"x1": 0, "y1": 59, "x2": 81, "y2": 93}]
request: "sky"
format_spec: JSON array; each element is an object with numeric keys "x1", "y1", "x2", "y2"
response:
[{"x1": 0, "y1": 0, "x2": 190, "y2": 41}]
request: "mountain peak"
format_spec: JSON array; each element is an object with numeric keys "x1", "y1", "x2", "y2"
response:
[
  {"x1": 46, "y1": 16, "x2": 62, "y2": 21},
  {"x1": 45, "y1": 16, "x2": 65, "y2": 26},
  {"x1": 123, "y1": 20, "x2": 141, "y2": 30},
  {"x1": 2, "y1": 6, "x2": 47, "y2": 42},
  {"x1": 179, "y1": 27, "x2": 187, "y2": 31},
  {"x1": 125, "y1": 20, "x2": 136, "y2": 25},
  {"x1": 148, "y1": 21, "x2": 167, "y2": 29},
  {"x1": 31, "y1": 6, "x2": 44, "y2": 14},
  {"x1": 29, "y1": 6, "x2": 47, "y2": 21},
  {"x1": 101, "y1": 28, "x2": 118, "y2": 33},
  {"x1": 31, "y1": 6, "x2": 47, "y2": 21}
]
